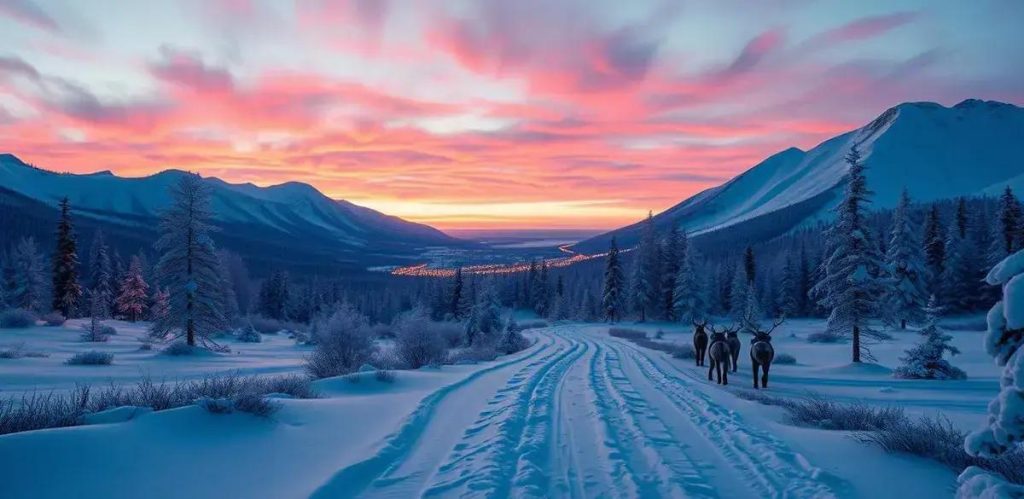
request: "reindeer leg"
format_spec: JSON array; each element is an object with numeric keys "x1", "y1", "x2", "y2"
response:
[
  {"x1": 722, "y1": 362, "x2": 728, "y2": 385},
  {"x1": 752, "y1": 361, "x2": 759, "y2": 389},
  {"x1": 762, "y1": 363, "x2": 770, "y2": 389},
  {"x1": 708, "y1": 359, "x2": 714, "y2": 381}
]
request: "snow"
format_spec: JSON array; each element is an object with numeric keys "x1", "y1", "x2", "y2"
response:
[{"x1": 0, "y1": 318, "x2": 1007, "y2": 497}]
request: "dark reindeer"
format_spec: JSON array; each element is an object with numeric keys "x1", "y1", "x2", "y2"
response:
[
  {"x1": 726, "y1": 327, "x2": 741, "y2": 373},
  {"x1": 747, "y1": 317, "x2": 784, "y2": 389},
  {"x1": 692, "y1": 319, "x2": 709, "y2": 366},
  {"x1": 707, "y1": 324, "x2": 736, "y2": 385}
]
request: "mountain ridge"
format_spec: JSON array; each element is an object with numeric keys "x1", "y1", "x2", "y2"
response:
[{"x1": 573, "y1": 99, "x2": 1024, "y2": 252}]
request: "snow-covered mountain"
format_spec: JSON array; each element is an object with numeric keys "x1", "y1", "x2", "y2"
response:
[
  {"x1": 0, "y1": 154, "x2": 463, "y2": 270},
  {"x1": 576, "y1": 99, "x2": 1024, "y2": 251}
]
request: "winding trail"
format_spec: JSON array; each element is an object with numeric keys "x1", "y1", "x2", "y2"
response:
[{"x1": 312, "y1": 325, "x2": 845, "y2": 498}]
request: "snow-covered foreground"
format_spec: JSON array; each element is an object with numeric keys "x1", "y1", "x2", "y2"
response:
[{"x1": 1, "y1": 320, "x2": 992, "y2": 498}]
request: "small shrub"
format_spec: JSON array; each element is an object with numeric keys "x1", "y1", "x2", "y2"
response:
[
  {"x1": 138, "y1": 341, "x2": 153, "y2": 351},
  {"x1": 231, "y1": 393, "x2": 280, "y2": 417},
  {"x1": 0, "y1": 343, "x2": 26, "y2": 359},
  {"x1": 434, "y1": 321, "x2": 464, "y2": 348},
  {"x1": 66, "y1": 351, "x2": 114, "y2": 366},
  {"x1": 41, "y1": 312, "x2": 66, "y2": 326},
  {"x1": 306, "y1": 304, "x2": 373, "y2": 378},
  {"x1": 236, "y1": 324, "x2": 262, "y2": 343},
  {"x1": 371, "y1": 349, "x2": 405, "y2": 370},
  {"x1": 393, "y1": 309, "x2": 447, "y2": 369},
  {"x1": 375, "y1": 370, "x2": 396, "y2": 383},
  {"x1": 807, "y1": 331, "x2": 845, "y2": 343},
  {"x1": 654, "y1": 330, "x2": 665, "y2": 340},
  {"x1": 0, "y1": 309, "x2": 37, "y2": 328},
  {"x1": 100, "y1": 325, "x2": 117, "y2": 336},
  {"x1": 774, "y1": 353, "x2": 797, "y2": 365},
  {"x1": 198, "y1": 397, "x2": 234, "y2": 414},
  {"x1": 608, "y1": 327, "x2": 646, "y2": 340},
  {"x1": 859, "y1": 417, "x2": 1024, "y2": 485},
  {"x1": 786, "y1": 397, "x2": 904, "y2": 431}
]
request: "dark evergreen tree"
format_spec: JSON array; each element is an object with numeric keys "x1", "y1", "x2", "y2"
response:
[
  {"x1": 923, "y1": 205, "x2": 946, "y2": 294},
  {"x1": 601, "y1": 237, "x2": 625, "y2": 322},
  {"x1": 743, "y1": 246, "x2": 756, "y2": 283},
  {"x1": 51, "y1": 197, "x2": 82, "y2": 317}
]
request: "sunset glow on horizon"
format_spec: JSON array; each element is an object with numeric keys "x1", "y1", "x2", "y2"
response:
[{"x1": 2, "y1": 1, "x2": 1022, "y2": 230}]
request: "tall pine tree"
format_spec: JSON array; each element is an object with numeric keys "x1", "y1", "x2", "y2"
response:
[
  {"x1": 882, "y1": 189, "x2": 927, "y2": 329},
  {"x1": 602, "y1": 237, "x2": 625, "y2": 323},
  {"x1": 51, "y1": 197, "x2": 82, "y2": 317},
  {"x1": 811, "y1": 145, "x2": 886, "y2": 362},
  {"x1": 151, "y1": 174, "x2": 227, "y2": 346},
  {"x1": 115, "y1": 256, "x2": 149, "y2": 322}
]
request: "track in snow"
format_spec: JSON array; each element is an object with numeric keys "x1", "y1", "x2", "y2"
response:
[{"x1": 313, "y1": 325, "x2": 843, "y2": 498}]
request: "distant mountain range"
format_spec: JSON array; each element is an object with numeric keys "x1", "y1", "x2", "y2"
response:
[
  {"x1": 0, "y1": 154, "x2": 466, "y2": 273},
  {"x1": 575, "y1": 99, "x2": 1024, "y2": 252}
]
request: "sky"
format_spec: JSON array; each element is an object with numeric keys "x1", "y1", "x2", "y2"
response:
[{"x1": 1, "y1": 1, "x2": 1022, "y2": 231}]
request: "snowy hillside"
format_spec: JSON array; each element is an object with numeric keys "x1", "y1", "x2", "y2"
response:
[
  {"x1": 0, "y1": 154, "x2": 462, "y2": 269},
  {"x1": 578, "y1": 99, "x2": 1024, "y2": 251}
]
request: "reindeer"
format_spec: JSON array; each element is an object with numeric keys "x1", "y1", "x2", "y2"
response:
[
  {"x1": 692, "y1": 318, "x2": 709, "y2": 366},
  {"x1": 747, "y1": 317, "x2": 784, "y2": 389},
  {"x1": 707, "y1": 324, "x2": 735, "y2": 385},
  {"x1": 726, "y1": 326, "x2": 741, "y2": 373}
]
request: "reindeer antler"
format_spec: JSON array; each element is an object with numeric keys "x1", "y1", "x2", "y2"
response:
[{"x1": 764, "y1": 316, "x2": 786, "y2": 335}]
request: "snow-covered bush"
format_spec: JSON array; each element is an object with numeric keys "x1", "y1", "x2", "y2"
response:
[
  {"x1": 0, "y1": 309, "x2": 36, "y2": 328},
  {"x1": 961, "y1": 249, "x2": 1024, "y2": 496},
  {"x1": 958, "y1": 466, "x2": 1024, "y2": 498},
  {"x1": 66, "y1": 351, "x2": 114, "y2": 365},
  {"x1": 0, "y1": 373, "x2": 314, "y2": 435},
  {"x1": 248, "y1": 315, "x2": 306, "y2": 335},
  {"x1": 893, "y1": 297, "x2": 965, "y2": 380},
  {"x1": 200, "y1": 393, "x2": 280, "y2": 417},
  {"x1": 498, "y1": 316, "x2": 530, "y2": 355},
  {"x1": 861, "y1": 415, "x2": 1024, "y2": 487},
  {"x1": 774, "y1": 353, "x2": 797, "y2": 365},
  {"x1": 0, "y1": 343, "x2": 47, "y2": 359},
  {"x1": 306, "y1": 303, "x2": 374, "y2": 378},
  {"x1": 393, "y1": 308, "x2": 447, "y2": 369},
  {"x1": 236, "y1": 324, "x2": 262, "y2": 343},
  {"x1": 40, "y1": 311, "x2": 65, "y2": 326},
  {"x1": 101, "y1": 325, "x2": 117, "y2": 336},
  {"x1": 786, "y1": 397, "x2": 904, "y2": 431},
  {"x1": 434, "y1": 321, "x2": 464, "y2": 348},
  {"x1": 198, "y1": 397, "x2": 233, "y2": 414},
  {"x1": 448, "y1": 344, "x2": 499, "y2": 364},
  {"x1": 654, "y1": 329, "x2": 665, "y2": 340},
  {"x1": 80, "y1": 316, "x2": 111, "y2": 342}
]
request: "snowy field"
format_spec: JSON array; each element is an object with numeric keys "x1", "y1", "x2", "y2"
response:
[{"x1": 0, "y1": 317, "x2": 1000, "y2": 498}]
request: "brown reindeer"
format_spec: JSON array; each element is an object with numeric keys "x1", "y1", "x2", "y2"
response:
[
  {"x1": 726, "y1": 328, "x2": 741, "y2": 373},
  {"x1": 692, "y1": 319, "x2": 709, "y2": 366},
  {"x1": 747, "y1": 317, "x2": 784, "y2": 389},
  {"x1": 707, "y1": 325, "x2": 735, "y2": 385}
]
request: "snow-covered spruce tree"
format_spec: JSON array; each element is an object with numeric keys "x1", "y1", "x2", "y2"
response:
[
  {"x1": 533, "y1": 263, "x2": 550, "y2": 316},
  {"x1": 306, "y1": 302, "x2": 373, "y2": 377},
  {"x1": 115, "y1": 256, "x2": 149, "y2": 322},
  {"x1": 467, "y1": 282, "x2": 502, "y2": 344},
  {"x1": 628, "y1": 257, "x2": 649, "y2": 321},
  {"x1": 744, "y1": 246, "x2": 756, "y2": 284},
  {"x1": 448, "y1": 267, "x2": 465, "y2": 320},
  {"x1": 673, "y1": 232, "x2": 706, "y2": 322},
  {"x1": 741, "y1": 282, "x2": 762, "y2": 331},
  {"x1": 959, "y1": 248, "x2": 1024, "y2": 497},
  {"x1": 150, "y1": 174, "x2": 227, "y2": 347},
  {"x1": 11, "y1": 237, "x2": 46, "y2": 312},
  {"x1": 602, "y1": 237, "x2": 626, "y2": 323},
  {"x1": 893, "y1": 296, "x2": 965, "y2": 379},
  {"x1": 997, "y1": 186, "x2": 1022, "y2": 256},
  {"x1": 729, "y1": 261, "x2": 748, "y2": 321},
  {"x1": 499, "y1": 314, "x2": 529, "y2": 354},
  {"x1": 632, "y1": 212, "x2": 660, "y2": 321},
  {"x1": 659, "y1": 223, "x2": 682, "y2": 321},
  {"x1": 51, "y1": 197, "x2": 82, "y2": 318},
  {"x1": 923, "y1": 204, "x2": 946, "y2": 296},
  {"x1": 944, "y1": 225, "x2": 984, "y2": 313},
  {"x1": 455, "y1": 272, "x2": 475, "y2": 321},
  {"x1": 216, "y1": 251, "x2": 239, "y2": 323},
  {"x1": 258, "y1": 270, "x2": 289, "y2": 320},
  {"x1": 883, "y1": 189, "x2": 928, "y2": 329},
  {"x1": 811, "y1": 145, "x2": 886, "y2": 362},
  {"x1": 80, "y1": 291, "x2": 109, "y2": 342},
  {"x1": 88, "y1": 232, "x2": 113, "y2": 319}
]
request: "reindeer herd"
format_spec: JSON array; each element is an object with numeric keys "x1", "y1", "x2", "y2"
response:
[{"x1": 691, "y1": 318, "x2": 785, "y2": 388}]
